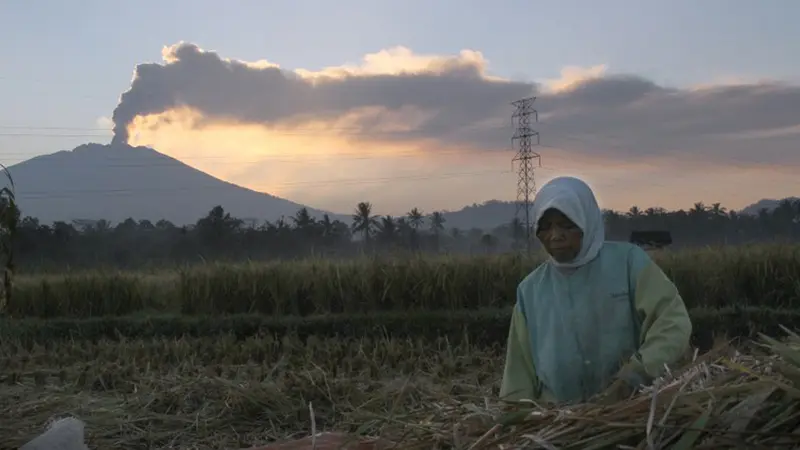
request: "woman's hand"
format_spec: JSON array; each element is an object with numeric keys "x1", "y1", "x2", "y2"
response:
[
  {"x1": 590, "y1": 377, "x2": 636, "y2": 405},
  {"x1": 591, "y1": 361, "x2": 653, "y2": 405}
]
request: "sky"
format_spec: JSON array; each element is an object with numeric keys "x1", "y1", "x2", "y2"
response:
[{"x1": 1, "y1": 0, "x2": 800, "y2": 216}]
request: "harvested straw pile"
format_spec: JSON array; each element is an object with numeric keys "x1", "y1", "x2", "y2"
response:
[
  {"x1": 390, "y1": 327, "x2": 800, "y2": 449},
  {"x1": 6, "y1": 328, "x2": 800, "y2": 449}
]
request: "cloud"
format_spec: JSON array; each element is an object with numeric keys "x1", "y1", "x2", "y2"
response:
[
  {"x1": 111, "y1": 42, "x2": 532, "y2": 147},
  {"x1": 113, "y1": 42, "x2": 800, "y2": 214},
  {"x1": 95, "y1": 116, "x2": 113, "y2": 129},
  {"x1": 540, "y1": 64, "x2": 608, "y2": 93},
  {"x1": 113, "y1": 42, "x2": 800, "y2": 169}
]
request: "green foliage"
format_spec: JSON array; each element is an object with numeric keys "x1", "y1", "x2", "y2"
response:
[
  {"x1": 11, "y1": 272, "x2": 172, "y2": 317},
  {"x1": 7, "y1": 244, "x2": 800, "y2": 318},
  {"x1": 0, "y1": 164, "x2": 18, "y2": 314},
  {"x1": 11, "y1": 198, "x2": 800, "y2": 272}
]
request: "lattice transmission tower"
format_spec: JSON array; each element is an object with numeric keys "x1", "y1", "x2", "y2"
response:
[{"x1": 511, "y1": 96, "x2": 541, "y2": 254}]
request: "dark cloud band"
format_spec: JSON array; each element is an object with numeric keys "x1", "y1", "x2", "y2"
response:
[{"x1": 111, "y1": 42, "x2": 800, "y2": 167}]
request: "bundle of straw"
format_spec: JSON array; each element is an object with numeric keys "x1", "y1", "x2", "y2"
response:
[{"x1": 386, "y1": 326, "x2": 800, "y2": 449}]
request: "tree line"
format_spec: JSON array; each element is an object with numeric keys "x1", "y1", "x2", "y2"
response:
[{"x1": 8, "y1": 198, "x2": 800, "y2": 271}]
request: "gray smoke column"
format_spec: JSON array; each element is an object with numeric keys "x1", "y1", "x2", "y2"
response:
[
  {"x1": 111, "y1": 59, "x2": 182, "y2": 144},
  {"x1": 109, "y1": 41, "x2": 534, "y2": 146},
  {"x1": 110, "y1": 42, "x2": 302, "y2": 144}
]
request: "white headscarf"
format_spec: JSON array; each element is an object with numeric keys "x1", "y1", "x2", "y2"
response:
[{"x1": 532, "y1": 176, "x2": 605, "y2": 268}]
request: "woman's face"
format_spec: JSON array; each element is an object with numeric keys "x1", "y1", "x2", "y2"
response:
[{"x1": 536, "y1": 208, "x2": 583, "y2": 263}]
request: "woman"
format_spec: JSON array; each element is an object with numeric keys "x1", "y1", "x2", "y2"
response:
[{"x1": 500, "y1": 176, "x2": 692, "y2": 405}]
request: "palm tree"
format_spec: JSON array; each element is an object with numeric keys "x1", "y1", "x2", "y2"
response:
[
  {"x1": 710, "y1": 203, "x2": 727, "y2": 217},
  {"x1": 395, "y1": 217, "x2": 413, "y2": 247},
  {"x1": 429, "y1": 211, "x2": 446, "y2": 251},
  {"x1": 195, "y1": 205, "x2": 243, "y2": 245},
  {"x1": 690, "y1": 202, "x2": 709, "y2": 217},
  {"x1": 402, "y1": 208, "x2": 425, "y2": 250},
  {"x1": 376, "y1": 216, "x2": 399, "y2": 245},
  {"x1": 291, "y1": 208, "x2": 315, "y2": 230},
  {"x1": 351, "y1": 202, "x2": 379, "y2": 243},
  {"x1": 429, "y1": 211, "x2": 446, "y2": 235},
  {"x1": 319, "y1": 214, "x2": 334, "y2": 236},
  {"x1": 291, "y1": 207, "x2": 318, "y2": 242},
  {"x1": 406, "y1": 208, "x2": 425, "y2": 230},
  {"x1": 318, "y1": 214, "x2": 339, "y2": 246}
]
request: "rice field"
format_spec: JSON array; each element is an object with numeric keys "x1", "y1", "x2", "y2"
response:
[{"x1": 4, "y1": 244, "x2": 800, "y2": 448}]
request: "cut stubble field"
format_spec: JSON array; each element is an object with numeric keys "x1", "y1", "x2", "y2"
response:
[
  {"x1": 5, "y1": 328, "x2": 800, "y2": 449},
  {"x1": 2, "y1": 334, "x2": 501, "y2": 448}
]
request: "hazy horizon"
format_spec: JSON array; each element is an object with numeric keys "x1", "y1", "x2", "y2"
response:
[{"x1": 2, "y1": 1, "x2": 799, "y2": 217}]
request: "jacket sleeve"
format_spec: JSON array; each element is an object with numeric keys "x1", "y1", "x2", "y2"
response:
[
  {"x1": 620, "y1": 248, "x2": 692, "y2": 388},
  {"x1": 499, "y1": 287, "x2": 540, "y2": 401}
]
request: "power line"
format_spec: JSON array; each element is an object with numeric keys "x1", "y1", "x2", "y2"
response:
[
  {"x1": 4, "y1": 158, "x2": 789, "y2": 202},
  {"x1": 511, "y1": 96, "x2": 541, "y2": 254},
  {"x1": 0, "y1": 118, "x2": 794, "y2": 170},
  {"x1": 1, "y1": 119, "x2": 795, "y2": 187},
  {"x1": 10, "y1": 168, "x2": 512, "y2": 200},
  {"x1": 0, "y1": 124, "x2": 489, "y2": 132},
  {"x1": 0, "y1": 122, "x2": 790, "y2": 174},
  {"x1": 0, "y1": 123, "x2": 514, "y2": 138},
  {"x1": 0, "y1": 148, "x2": 485, "y2": 167}
]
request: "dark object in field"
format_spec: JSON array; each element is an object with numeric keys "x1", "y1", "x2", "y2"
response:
[{"x1": 629, "y1": 230, "x2": 672, "y2": 249}]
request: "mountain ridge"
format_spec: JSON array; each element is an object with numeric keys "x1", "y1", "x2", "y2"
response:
[
  {"x1": 5, "y1": 143, "x2": 342, "y2": 225},
  {"x1": 738, "y1": 197, "x2": 800, "y2": 216}
]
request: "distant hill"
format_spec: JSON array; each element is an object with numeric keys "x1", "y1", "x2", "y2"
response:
[
  {"x1": 738, "y1": 197, "x2": 800, "y2": 216},
  {"x1": 437, "y1": 196, "x2": 800, "y2": 230},
  {"x1": 438, "y1": 200, "x2": 517, "y2": 231},
  {"x1": 4, "y1": 143, "x2": 342, "y2": 225}
]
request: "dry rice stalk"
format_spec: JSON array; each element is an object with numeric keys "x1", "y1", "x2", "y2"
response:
[
  {"x1": 5, "y1": 329, "x2": 800, "y2": 449},
  {"x1": 384, "y1": 328, "x2": 800, "y2": 449}
]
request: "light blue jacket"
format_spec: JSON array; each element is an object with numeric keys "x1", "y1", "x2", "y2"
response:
[{"x1": 500, "y1": 241, "x2": 692, "y2": 404}]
